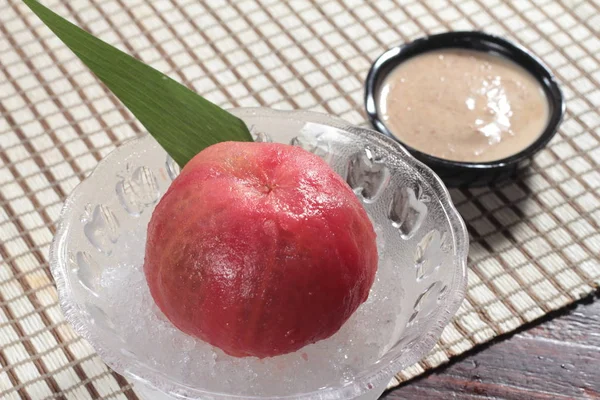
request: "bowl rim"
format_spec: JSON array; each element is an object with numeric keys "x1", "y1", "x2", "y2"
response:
[
  {"x1": 364, "y1": 30, "x2": 565, "y2": 171},
  {"x1": 50, "y1": 107, "x2": 469, "y2": 400}
]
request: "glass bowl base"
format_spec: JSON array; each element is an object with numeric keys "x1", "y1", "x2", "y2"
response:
[{"x1": 133, "y1": 376, "x2": 392, "y2": 400}]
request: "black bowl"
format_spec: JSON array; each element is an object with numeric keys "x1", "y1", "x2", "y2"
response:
[{"x1": 364, "y1": 31, "x2": 565, "y2": 187}]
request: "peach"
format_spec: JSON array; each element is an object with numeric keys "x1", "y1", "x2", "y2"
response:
[{"x1": 144, "y1": 142, "x2": 377, "y2": 358}]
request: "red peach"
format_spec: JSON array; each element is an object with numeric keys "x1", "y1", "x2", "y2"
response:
[{"x1": 144, "y1": 142, "x2": 377, "y2": 358}]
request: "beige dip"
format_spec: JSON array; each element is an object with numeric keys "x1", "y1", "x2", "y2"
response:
[{"x1": 377, "y1": 49, "x2": 549, "y2": 162}]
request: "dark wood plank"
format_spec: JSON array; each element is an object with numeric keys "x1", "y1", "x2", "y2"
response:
[{"x1": 383, "y1": 292, "x2": 600, "y2": 400}]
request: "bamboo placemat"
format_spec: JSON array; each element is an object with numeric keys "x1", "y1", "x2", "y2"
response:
[{"x1": 1, "y1": 0, "x2": 599, "y2": 398}]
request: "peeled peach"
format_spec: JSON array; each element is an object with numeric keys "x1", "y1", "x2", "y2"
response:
[{"x1": 144, "y1": 142, "x2": 377, "y2": 358}]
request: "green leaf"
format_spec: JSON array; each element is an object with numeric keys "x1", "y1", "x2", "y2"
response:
[{"x1": 22, "y1": 0, "x2": 253, "y2": 168}]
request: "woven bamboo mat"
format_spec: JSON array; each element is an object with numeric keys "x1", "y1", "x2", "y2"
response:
[{"x1": 1, "y1": 0, "x2": 599, "y2": 398}]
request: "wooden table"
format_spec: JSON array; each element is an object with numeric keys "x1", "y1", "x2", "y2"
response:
[{"x1": 383, "y1": 292, "x2": 600, "y2": 400}]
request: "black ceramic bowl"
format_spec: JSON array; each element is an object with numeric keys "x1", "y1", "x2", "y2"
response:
[{"x1": 365, "y1": 31, "x2": 564, "y2": 187}]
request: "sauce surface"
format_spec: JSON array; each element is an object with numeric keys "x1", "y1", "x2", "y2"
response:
[{"x1": 378, "y1": 49, "x2": 549, "y2": 162}]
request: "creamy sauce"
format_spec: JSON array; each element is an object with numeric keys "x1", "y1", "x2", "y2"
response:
[{"x1": 377, "y1": 49, "x2": 550, "y2": 162}]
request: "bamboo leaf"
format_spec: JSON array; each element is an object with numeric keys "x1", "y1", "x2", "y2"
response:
[{"x1": 22, "y1": 0, "x2": 253, "y2": 168}]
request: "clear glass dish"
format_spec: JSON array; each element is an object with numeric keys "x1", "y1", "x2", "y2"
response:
[{"x1": 50, "y1": 108, "x2": 468, "y2": 400}]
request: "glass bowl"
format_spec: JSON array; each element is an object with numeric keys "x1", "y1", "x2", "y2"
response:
[{"x1": 50, "y1": 108, "x2": 468, "y2": 400}]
